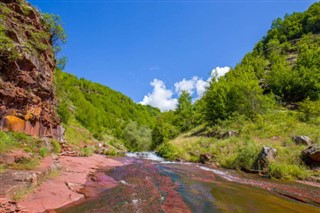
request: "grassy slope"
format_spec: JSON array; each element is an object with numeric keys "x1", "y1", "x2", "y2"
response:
[
  {"x1": 159, "y1": 108, "x2": 320, "y2": 180},
  {"x1": 0, "y1": 131, "x2": 61, "y2": 172}
]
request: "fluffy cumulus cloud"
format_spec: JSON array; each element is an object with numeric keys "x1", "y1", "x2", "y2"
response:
[
  {"x1": 210, "y1": 66, "x2": 230, "y2": 80},
  {"x1": 174, "y1": 76, "x2": 198, "y2": 95},
  {"x1": 174, "y1": 76, "x2": 208, "y2": 99},
  {"x1": 140, "y1": 66, "x2": 230, "y2": 111},
  {"x1": 140, "y1": 79, "x2": 178, "y2": 112},
  {"x1": 195, "y1": 78, "x2": 208, "y2": 97}
]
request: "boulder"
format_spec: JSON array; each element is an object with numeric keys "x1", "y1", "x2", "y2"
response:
[
  {"x1": 292, "y1": 136, "x2": 313, "y2": 146},
  {"x1": 302, "y1": 146, "x2": 320, "y2": 166},
  {"x1": 199, "y1": 154, "x2": 212, "y2": 164},
  {"x1": 256, "y1": 146, "x2": 276, "y2": 169}
]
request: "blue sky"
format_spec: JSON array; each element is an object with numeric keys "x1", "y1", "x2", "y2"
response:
[{"x1": 29, "y1": 0, "x2": 317, "y2": 110}]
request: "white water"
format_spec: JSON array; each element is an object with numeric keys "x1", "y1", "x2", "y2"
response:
[
  {"x1": 125, "y1": 152, "x2": 165, "y2": 161},
  {"x1": 125, "y1": 152, "x2": 243, "y2": 183}
]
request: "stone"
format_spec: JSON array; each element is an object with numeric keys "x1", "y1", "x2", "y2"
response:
[
  {"x1": 292, "y1": 136, "x2": 313, "y2": 146},
  {"x1": 256, "y1": 146, "x2": 276, "y2": 169},
  {"x1": 199, "y1": 154, "x2": 212, "y2": 164},
  {"x1": 302, "y1": 145, "x2": 320, "y2": 166}
]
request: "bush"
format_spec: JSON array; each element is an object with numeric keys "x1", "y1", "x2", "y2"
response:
[
  {"x1": 156, "y1": 142, "x2": 178, "y2": 160},
  {"x1": 268, "y1": 162, "x2": 308, "y2": 180},
  {"x1": 39, "y1": 148, "x2": 48, "y2": 158},
  {"x1": 51, "y1": 140, "x2": 61, "y2": 153},
  {"x1": 122, "y1": 121, "x2": 152, "y2": 151},
  {"x1": 299, "y1": 99, "x2": 320, "y2": 122},
  {"x1": 80, "y1": 146, "x2": 95, "y2": 157},
  {"x1": 233, "y1": 141, "x2": 261, "y2": 170}
]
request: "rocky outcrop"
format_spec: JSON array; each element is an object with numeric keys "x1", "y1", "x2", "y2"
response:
[
  {"x1": 0, "y1": 0, "x2": 62, "y2": 140},
  {"x1": 292, "y1": 136, "x2": 313, "y2": 146},
  {"x1": 255, "y1": 146, "x2": 277, "y2": 170}
]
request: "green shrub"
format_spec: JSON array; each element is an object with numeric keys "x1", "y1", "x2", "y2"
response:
[
  {"x1": 156, "y1": 142, "x2": 178, "y2": 160},
  {"x1": 51, "y1": 140, "x2": 61, "y2": 153},
  {"x1": 0, "y1": 131, "x2": 17, "y2": 153},
  {"x1": 233, "y1": 141, "x2": 261, "y2": 170},
  {"x1": 39, "y1": 148, "x2": 48, "y2": 158},
  {"x1": 299, "y1": 99, "x2": 320, "y2": 122},
  {"x1": 10, "y1": 159, "x2": 39, "y2": 170},
  {"x1": 268, "y1": 162, "x2": 308, "y2": 180},
  {"x1": 103, "y1": 148, "x2": 117, "y2": 156},
  {"x1": 80, "y1": 146, "x2": 95, "y2": 157}
]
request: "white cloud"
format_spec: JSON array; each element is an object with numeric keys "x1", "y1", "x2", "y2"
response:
[
  {"x1": 174, "y1": 76, "x2": 198, "y2": 95},
  {"x1": 195, "y1": 78, "x2": 208, "y2": 98},
  {"x1": 140, "y1": 79, "x2": 178, "y2": 112},
  {"x1": 140, "y1": 66, "x2": 230, "y2": 111},
  {"x1": 174, "y1": 76, "x2": 208, "y2": 100},
  {"x1": 210, "y1": 66, "x2": 230, "y2": 80}
]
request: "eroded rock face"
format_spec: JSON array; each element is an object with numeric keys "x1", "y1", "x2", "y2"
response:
[{"x1": 0, "y1": 0, "x2": 62, "y2": 140}]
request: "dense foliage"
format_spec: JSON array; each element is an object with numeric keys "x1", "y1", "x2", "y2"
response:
[
  {"x1": 55, "y1": 70, "x2": 160, "y2": 150},
  {"x1": 203, "y1": 2, "x2": 320, "y2": 124}
]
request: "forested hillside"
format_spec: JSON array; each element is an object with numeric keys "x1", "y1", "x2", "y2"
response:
[
  {"x1": 55, "y1": 70, "x2": 160, "y2": 151},
  {"x1": 154, "y1": 2, "x2": 320, "y2": 180}
]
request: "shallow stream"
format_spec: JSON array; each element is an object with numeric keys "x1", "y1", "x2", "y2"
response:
[{"x1": 57, "y1": 152, "x2": 320, "y2": 213}]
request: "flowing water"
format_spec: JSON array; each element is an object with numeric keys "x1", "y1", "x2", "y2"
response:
[{"x1": 57, "y1": 152, "x2": 320, "y2": 213}]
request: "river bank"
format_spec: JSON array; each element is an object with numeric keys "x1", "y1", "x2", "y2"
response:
[
  {"x1": 56, "y1": 153, "x2": 320, "y2": 212},
  {"x1": 2, "y1": 152, "x2": 320, "y2": 212},
  {"x1": 0, "y1": 154, "x2": 123, "y2": 213}
]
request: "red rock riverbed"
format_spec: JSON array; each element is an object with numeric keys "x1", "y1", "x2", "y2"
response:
[
  {"x1": 55, "y1": 156, "x2": 320, "y2": 213},
  {"x1": 12, "y1": 154, "x2": 320, "y2": 213}
]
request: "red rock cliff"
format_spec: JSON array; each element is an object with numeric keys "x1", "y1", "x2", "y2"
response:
[{"x1": 0, "y1": 0, "x2": 63, "y2": 140}]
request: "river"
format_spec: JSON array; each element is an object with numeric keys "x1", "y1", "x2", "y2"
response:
[{"x1": 57, "y1": 152, "x2": 320, "y2": 213}]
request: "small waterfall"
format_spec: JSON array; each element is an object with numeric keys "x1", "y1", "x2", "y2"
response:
[{"x1": 125, "y1": 152, "x2": 165, "y2": 161}]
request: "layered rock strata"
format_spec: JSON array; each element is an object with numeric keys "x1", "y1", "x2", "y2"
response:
[{"x1": 0, "y1": 0, "x2": 63, "y2": 140}]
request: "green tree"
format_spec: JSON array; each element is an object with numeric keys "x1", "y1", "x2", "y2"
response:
[
  {"x1": 151, "y1": 115, "x2": 179, "y2": 150},
  {"x1": 175, "y1": 91, "x2": 193, "y2": 131},
  {"x1": 204, "y1": 68, "x2": 273, "y2": 124},
  {"x1": 41, "y1": 13, "x2": 67, "y2": 54}
]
